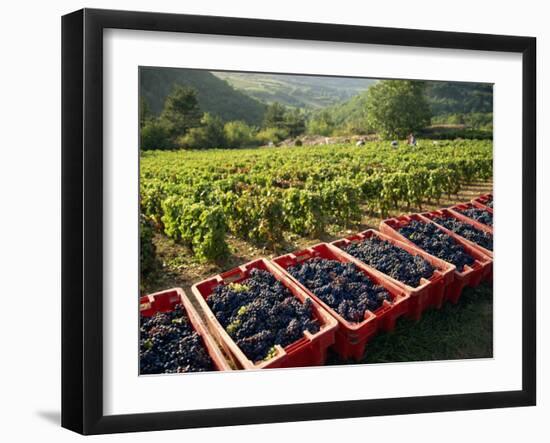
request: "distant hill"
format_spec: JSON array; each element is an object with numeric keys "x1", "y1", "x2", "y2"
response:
[
  {"x1": 139, "y1": 68, "x2": 492, "y2": 131},
  {"x1": 213, "y1": 72, "x2": 375, "y2": 109},
  {"x1": 426, "y1": 81, "x2": 493, "y2": 115},
  {"x1": 139, "y1": 67, "x2": 266, "y2": 125}
]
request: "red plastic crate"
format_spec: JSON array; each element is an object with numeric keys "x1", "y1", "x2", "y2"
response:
[
  {"x1": 140, "y1": 288, "x2": 232, "y2": 372},
  {"x1": 330, "y1": 229, "x2": 455, "y2": 321},
  {"x1": 472, "y1": 193, "x2": 493, "y2": 211},
  {"x1": 191, "y1": 258, "x2": 338, "y2": 370},
  {"x1": 379, "y1": 214, "x2": 493, "y2": 304},
  {"x1": 420, "y1": 208, "x2": 493, "y2": 259},
  {"x1": 447, "y1": 202, "x2": 493, "y2": 233},
  {"x1": 271, "y1": 243, "x2": 410, "y2": 361}
]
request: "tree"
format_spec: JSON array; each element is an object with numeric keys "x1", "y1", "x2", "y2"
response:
[
  {"x1": 306, "y1": 110, "x2": 334, "y2": 136},
  {"x1": 263, "y1": 102, "x2": 287, "y2": 130},
  {"x1": 262, "y1": 103, "x2": 305, "y2": 139},
  {"x1": 178, "y1": 113, "x2": 227, "y2": 149},
  {"x1": 284, "y1": 108, "x2": 306, "y2": 137},
  {"x1": 464, "y1": 112, "x2": 493, "y2": 130},
  {"x1": 224, "y1": 121, "x2": 256, "y2": 147},
  {"x1": 160, "y1": 84, "x2": 202, "y2": 142},
  {"x1": 255, "y1": 127, "x2": 288, "y2": 145},
  {"x1": 140, "y1": 118, "x2": 173, "y2": 150},
  {"x1": 366, "y1": 80, "x2": 431, "y2": 139}
]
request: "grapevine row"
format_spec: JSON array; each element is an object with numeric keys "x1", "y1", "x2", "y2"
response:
[{"x1": 140, "y1": 140, "x2": 493, "y2": 261}]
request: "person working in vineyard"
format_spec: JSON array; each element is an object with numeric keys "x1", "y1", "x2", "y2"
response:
[{"x1": 407, "y1": 132, "x2": 417, "y2": 146}]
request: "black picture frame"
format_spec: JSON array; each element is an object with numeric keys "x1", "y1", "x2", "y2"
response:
[{"x1": 61, "y1": 8, "x2": 537, "y2": 435}]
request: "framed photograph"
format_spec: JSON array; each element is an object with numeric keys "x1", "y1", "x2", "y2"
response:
[{"x1": 61, "y1": 8, "x2": 536, "y2": 435}]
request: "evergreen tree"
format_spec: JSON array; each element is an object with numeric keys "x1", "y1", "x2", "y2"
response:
[
  {"x1": 160, "y1": 85, "x2": 203, "y2": 141},
  {"x1": 263, "y1": 102, "x2": 287, "y2": 130}
]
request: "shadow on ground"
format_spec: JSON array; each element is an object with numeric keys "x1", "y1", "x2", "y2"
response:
[{"x1": 36, "y1": 410, "x2": 61, "y2": 426}]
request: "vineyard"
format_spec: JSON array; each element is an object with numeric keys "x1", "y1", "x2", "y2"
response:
[
  {"x1": 139, "y1": 139, "x2": 494, "y2": 372},
  {"x1": 140, "y1": 139, "x2": 493, "y2": 266}
]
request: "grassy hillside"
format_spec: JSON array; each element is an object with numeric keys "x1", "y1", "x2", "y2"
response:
[
  {"x1": 213, "y1": 71, "x2": 374, "y2": 108},
  {"x1": 323, "y1": 91, "x2": 369, "y2": 125},
  {"x1": 140, "y1": 67, "x2": 266, "y2": 125}
]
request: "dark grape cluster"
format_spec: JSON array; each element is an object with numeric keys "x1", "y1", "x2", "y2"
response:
[
  {"x1": 287, "y1": 258, "x2": 391, "y2": 323},
  {"x1": 342, "y1": 237, "x2": 435, "y2": 288},
  {"x1": 398, "y1": 220, "x2": 475, "y2": 272},
  {"x1": 140, "y1": 304, "x2": 214, "y2": 374},
  {"x1": 433, "y1": 216, "x2": 493, "y2": 251},
  {"x1": 207, "y1": 269, "x2": 320, "y2": 362},
  {"x1": 457, "y1": 206, "x2": 493, "y2": 226}
]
